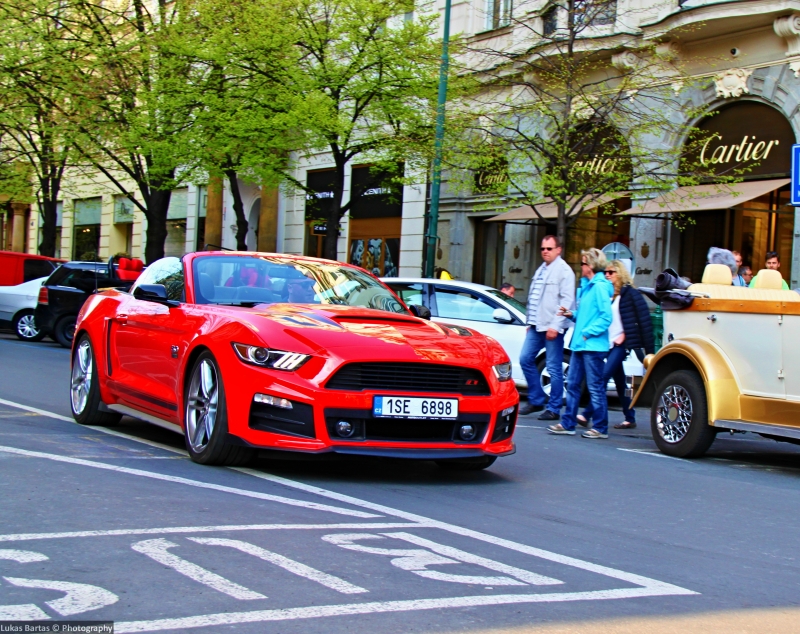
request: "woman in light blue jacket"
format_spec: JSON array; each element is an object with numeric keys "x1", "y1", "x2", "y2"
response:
[{"x1": 547, "y1": 248, "x2": 613, "y2": 439}]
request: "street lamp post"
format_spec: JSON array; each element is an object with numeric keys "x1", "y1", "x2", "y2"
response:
[{"x1": 424, "y1": 0, "x2": 452, "y2": 278}]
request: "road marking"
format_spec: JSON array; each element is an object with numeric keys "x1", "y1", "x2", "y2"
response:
[
  {"x1": 617, "y1": 448, "x2": 685, "y2": 461},
  {"x1": 132, "y1": 539, "x2": 266, "y2": 601},
  {"x1": 0, "y1": 397, "x2": 73, "y2": 422},
  {"x1": 0, "y1": 549, "x2": 48, "y2": 563},
  {"x1": 0, "y1": 523, "x2": 422, "y2": 544},
  {"x1": 0, "y1": 445, "x2": 380, "y2": 518},
  {"x1": 4, "y1": 576, "x2": 119, "y2": 616},
  {"x1": 0, "y1": 603, "x2": 50, "y2": 620},
  {"x1": 113, "y1": 588, "x2": 690, "y2": 632},
  {"x1": 189, "y1": 537, "x2": 368, "y2": 595}
]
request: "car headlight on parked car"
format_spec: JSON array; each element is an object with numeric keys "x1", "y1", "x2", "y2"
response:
[
  {"x1": 232, "y1": 343, "x2": 310, "y2": 371},
  {"x1": 493, "y1": 362, "x2": 513, "y2": 382}
]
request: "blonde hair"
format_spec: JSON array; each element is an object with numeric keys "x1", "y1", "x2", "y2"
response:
[
  {"x1": 610, "y1": 259, "x2": 632, "y2": 293},
  {"x1": 581, "y1": 248, "x2": 607, "y2": 273}
]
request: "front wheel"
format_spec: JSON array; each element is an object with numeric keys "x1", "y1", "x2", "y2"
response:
[
  {"x1": 13, "y1": 310, "x2": 45, "y2": 342},
  {"x1": 436, "y1": 456, "x2": 497, "y2": 471},
  {"x1": 184, "y1": 352, "x2": 255, "y2": 466},
  {"x1": 651, "y1": 369, "x2": 716, "y2": 458},
  {"x1": 71, "y1": 335, "x2": 122, "y2": 426},
  {"x1": 54, "y1": 315, "x2": 78, "y2": 348}
]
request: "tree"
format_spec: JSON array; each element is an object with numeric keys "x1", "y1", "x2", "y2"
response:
[{"x1": 451, "y1": 0, "x2": 709, "y2": 247}]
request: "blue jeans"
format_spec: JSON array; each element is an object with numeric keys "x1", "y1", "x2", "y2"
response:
[
  {"x1": 562, "y1": 351, "x2": 608, "y2": 434},
  {"x1": 520, "y1": 327, "x2": 565, "y2": 414},
  {"x1": 581, "y1": 344, "x2": 635, "y2": 423}
]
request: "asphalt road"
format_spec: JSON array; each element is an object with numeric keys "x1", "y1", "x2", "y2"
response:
[{"x1": 1, "y1": 332, "x2": 800, "y2": 633}]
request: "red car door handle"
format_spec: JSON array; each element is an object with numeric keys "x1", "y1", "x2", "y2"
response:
[{"x1": 116, "y1": 314, "x2": 128, "y2": 325}]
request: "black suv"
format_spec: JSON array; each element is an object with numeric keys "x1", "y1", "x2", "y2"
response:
[{"x1": 35, "y1": 261, "x2": 138, "y2": 348}]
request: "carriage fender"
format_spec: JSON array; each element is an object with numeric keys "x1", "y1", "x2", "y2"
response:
[{"x1": 631, "y1": 337, "x2": 741, "y2": 423}]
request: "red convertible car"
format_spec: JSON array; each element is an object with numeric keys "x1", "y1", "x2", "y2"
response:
[{"x1": 70, "y1": 252, "x2": 518, "y2": 470}]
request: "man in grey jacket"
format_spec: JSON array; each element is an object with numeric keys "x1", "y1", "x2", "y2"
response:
[{"x1": 519, "y1": 235, "x2": 576, "y2": 419}]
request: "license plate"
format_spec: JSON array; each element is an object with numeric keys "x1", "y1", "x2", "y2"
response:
[{"x1": 373, "y1": 396, "x2": 458, "y2": 419}]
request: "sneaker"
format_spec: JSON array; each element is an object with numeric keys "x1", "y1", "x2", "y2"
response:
[
  {"x1": 582, "y1": 429, "x2": 608, "y2": 439},
  {"x1": 547, "y1": 424, "x2": 575, "y2": 435},
  {"x1": 519, "y1": 403, "x2": 544, "y2": 416},
  {"x1": 538, "y1": 410, "x2": 560, "y2": 421}
]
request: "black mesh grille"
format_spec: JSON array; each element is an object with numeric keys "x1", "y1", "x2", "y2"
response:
[{"x1": 325, "y1": 363, "x2": 491, "y2": 396}]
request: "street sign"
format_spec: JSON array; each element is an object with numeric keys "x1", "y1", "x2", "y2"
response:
[{"x1": 791, "y1": 144, "x2": 800, "y2": 205}]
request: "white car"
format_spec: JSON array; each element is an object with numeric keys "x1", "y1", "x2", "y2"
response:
[
  {"x1": 382, "y1": 277, "x2": 644, "y2": 398},
  {"x1": 0, "y1": 276, "x2": 48, "y2": 342}
]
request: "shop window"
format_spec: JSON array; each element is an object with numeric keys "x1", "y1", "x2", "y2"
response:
[
  {"x1": 305, "y1": 169, "x2": 337, "y2": 257},
  {"x1": 73, "y1": 225, "x2": 100, "y2": 261},
  {"x1": 473, "y1": 218, "x2": 505, "y2": 288},
  {"x1": 164, "y1": 188, "x2": 188, "y2": 257},
  {"x1": 349, "y1": 235, "x2": 400, "y2": 277}
]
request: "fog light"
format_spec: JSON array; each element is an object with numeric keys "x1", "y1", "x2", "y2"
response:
[
  {"x1": 501, "y1": 405, "x2": 515, "y2": 417},
  {"x1": 254, "y1": 393, "x2": 293, "y2": 409},
  {"x1": 459, "y1": 424, "x2": 477, "y2": 441},
  {"x1": 335, "y1": 420, "x2": 354, "y2": 438}
]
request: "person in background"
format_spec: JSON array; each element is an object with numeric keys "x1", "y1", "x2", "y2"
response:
[
  {"x1": 740, "y1": 265, "x2": 754, "y2": 286},
  {"x1": 731, "y1": 250, "x2": 747, "y2": 286},
  {"x1": 749, "y1": 252, "x2": 790, "y2": 289},
  {"x1": 548, "y1": 248, "x2": 613, "y2": 439},
  {"x1": 707, "y1": 247, "x2": 738, "y2": 283},
  {"x1": 499, "y1": 283, "x2": 516, "y2": 297},
  {"x1": 577, "y1": 261, "x2": 654, "y2": 431},
  {"x1": 518, "y1": 235, "x2": 576, "y2": 420}
]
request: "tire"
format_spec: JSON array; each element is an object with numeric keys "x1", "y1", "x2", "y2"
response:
[
  {"x1": 184, "y1": 351, "x2": 255, "y2": 466},
  {"x1": 70, "y1": 334, "x2": 122, "y2": 426},
  {"x1": 651, "y1": 369, "x2": 716, "y2": 458},
  {"x1": 54, "y1": 315, "x2": 78, "y2": 348},
  {"x1": 535, "y1": 352, "x2": 570, "y2": 406},
  {"x1": 13, "y1": 310, "x2": 45, "y2": 342},
  {"x1": 436, "y1": 456, "x2": 497, "y2": 471}
]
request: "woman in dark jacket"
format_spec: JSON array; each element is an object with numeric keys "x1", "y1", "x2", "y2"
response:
[{"x1": 577, "y1": 260, "x2": 654, "y2": 430}]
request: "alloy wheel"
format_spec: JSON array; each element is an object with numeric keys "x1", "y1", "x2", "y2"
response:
[
  {"x1": 655, "y1": 384, "x2": 693, "y2": 443},
  {"x1": 540, "y1": 361, "x2": 569, "y2": 398},
  {"x1": 16, "y1": 314, "x2": 39, "y2": 339},
  {"x1": 70, "y1": 340, "x2": 93, "y2": 415},
  {"x1": 186, "y1": 359, "x2": 219, "y2": 452}
]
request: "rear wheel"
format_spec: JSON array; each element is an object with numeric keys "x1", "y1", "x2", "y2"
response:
[
  {"x1": 70, "y1": 335, "x2": 122, "y2": 426},
  {"x1": 54, "y1": 315, "x2": 78, "y2": 348},
  {"x1": 184, "y1": 352, "x2": 255, "y2": 466},
  {"x1": 651, "y1": 369, "x2": 716, "y2": 458},
  {"x1": 536, "y1": 352, "x2": 570, "y2": 405},
  {"x1": 13, "y1": 310, "x2": 45, "y2": 342},
  {"x1": 436, "y1": 456, "x2": 497, "y2": 471}
]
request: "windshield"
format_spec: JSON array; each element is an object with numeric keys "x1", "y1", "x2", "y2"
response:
[
  {"x1": 485, "y1": 288, "x2": 526, "y2": 314},
  {"x1": 192, "y1": 255, "x2": 406, "y2": 313}
]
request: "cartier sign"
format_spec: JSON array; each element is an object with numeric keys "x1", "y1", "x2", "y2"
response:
[{"x1": 685, "y1": 102, "x2": 794, "y2": 177}]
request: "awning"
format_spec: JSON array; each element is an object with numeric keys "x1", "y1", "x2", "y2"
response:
[
  {"x1": 620, "y1": 178, "x2": 791, "y2": 216},
  {"x1": 486, "y1": 192, "x2": 629, "y2": 222}
]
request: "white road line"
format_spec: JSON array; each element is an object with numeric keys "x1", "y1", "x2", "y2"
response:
[
  {"x1": 189, "y1": 537, "x2": 368, "y2": 595},
  {"x1": 0, "y1": 603, "x2": 50, "y2": 620},
  {"x1": 617, "y1": 448, "x2": 685, "y2": 461},
  {"x1": 0, "y1": 445, "x2": 379, "y2": 519},
  {"x1": 0, "y1": 549, "x2": 48, "y2": 562},
  {"x1": 0, "y1": 397, "x2": 73, "y2": 422},
  {"x1": 0, "y1": 523, "x2": 423, "y2": 544},
  {"x1": 114, "y1": 587, "x2": 692, "y2": 633},
  {"x1": 235, "y1": 468, "x2": 696, "y2": 595},
  {"x1": 132, "y1": 539, "x2": 265, "y2": 601},
  {"x1": 4, "y1": 576, "x2": 119, "y2": 616},
  {"x1": 386, "y1": 532, "x2": 562, "y2": 586}
]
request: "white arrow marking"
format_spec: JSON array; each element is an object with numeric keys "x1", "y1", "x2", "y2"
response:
[
  {"x1": 3, "y1": 577, "x2": 118, "y2": 616},
  {"x1": 189, "y1": 537, "x2": 368, "y2": 595},
  {"x1": 132, "y1": 539, "x2": 266, "y2": 600},
  {"x1": 0, "y1": 549, "x2": 48, "y2": 563},
  {"x1": 0, "y1": 603, "x2": 50, "y2": 620}
]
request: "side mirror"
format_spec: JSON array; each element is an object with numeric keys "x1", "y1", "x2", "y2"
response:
[
  {"x1": 133, "y1": 284, "x2": 177, "y2": 307},
  {"x1": 492, "y1": 307, "x2": 514, "y2": 323},
  {"x1": 408, "y1": 304, "x2": 431, "y2": 320}
]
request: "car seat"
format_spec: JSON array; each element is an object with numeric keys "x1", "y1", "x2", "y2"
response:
[
  {"x1": 116, "y1": 257, "x2": 144, "y2": 281},
  {"x1": 701, "y1": 264, "x2": 733, "y2": 285},
  {"x1": 753, "y1": 269, "x2": 784, "y2": 290}
]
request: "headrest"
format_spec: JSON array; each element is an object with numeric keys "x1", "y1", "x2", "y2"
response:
[
  {"x1": 131, "y1": 259, "x2": 144, "y2": 272},
  {"x1": 118, "y1": 257, "x2": 131, "y2": 270},
  {"x1": 701, "y1": 264, "x2": 733, "y2": 286},
  {"x1": 753, "y1": 269, "x2": 784, "y2": 290}
]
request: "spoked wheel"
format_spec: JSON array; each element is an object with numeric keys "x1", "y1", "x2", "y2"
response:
[
  {"x1": 14, "y1": 310, "x2": 45, "y2": 342},
  {"x1": 184, "y1": 352, "x2": 254, "y2": 466},
  {"x1": 71, "y1": 335, "x2": 121, "y2": 426},
  {"x1": 54, "y1": 315, "x2": 77, "y2": 348},
  {"x1": 651, "y1": 369, "x2": 716, "y2": 458}
]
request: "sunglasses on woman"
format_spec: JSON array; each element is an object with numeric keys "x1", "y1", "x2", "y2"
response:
[{"x1": 604, "y1": 269, "x2": 617, "y2": 276}]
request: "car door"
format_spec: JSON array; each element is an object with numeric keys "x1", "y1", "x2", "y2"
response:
[
  {"x1": 384, "y1": 282, "x2": 429, "y2": 312},
  {"x1": 109, "y1": 258, "x2": 194, "y2": 419},
  {"x1": 430, "y1": 285, "x2": 527, "y2": 386}
]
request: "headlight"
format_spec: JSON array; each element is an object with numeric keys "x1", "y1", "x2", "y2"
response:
[
  {"x1": 493, "y1": 362, "x2": 513, "y2": 382},
  {"x1": 232, "y1": 343, "x2": 310, "y2": 371}
]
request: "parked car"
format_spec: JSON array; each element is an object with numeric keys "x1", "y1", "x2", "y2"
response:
[
  {"x1": 382, "y1": 277, "x2": 644, "y2": 398},
  {"x1": 633, "y1": 264, "x2": 800, "y2": 458},
  {"x1": 70, "y1": 253, "x2": 518, "y2": 470},
  {"x1": 0, "y1": 277, "x2": 49, "y2": 341},
  {"x1": 0, "y1": 251, "x2": 64, "y2": 287},
  {"x1": 36, "y1": 258, "x2": 143, "y2": 348}
]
